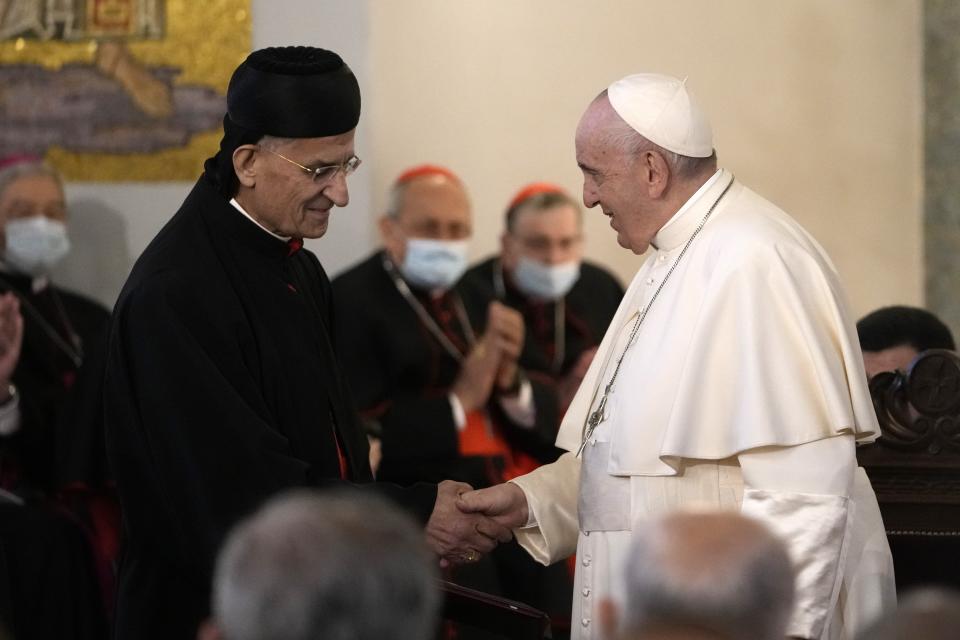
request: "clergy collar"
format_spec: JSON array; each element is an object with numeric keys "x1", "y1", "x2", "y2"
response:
[
  {"x1": 229, "y1": 198, "x2": 291, "y2": 241},
  {"x1": 191, "y1": 179, "x2": 293, "y2": 263},
  {"x1": 651, "y1": 168, "x2": 728, "y2": 252}
]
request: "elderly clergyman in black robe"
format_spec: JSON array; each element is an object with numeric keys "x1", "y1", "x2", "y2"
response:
[{"x1": 102, "y1": 47, "x2": 511, "y2": 640}]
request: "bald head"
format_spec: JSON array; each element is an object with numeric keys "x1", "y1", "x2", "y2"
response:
[{"x1": 614, "y1": 511, "x2": 795, "y2": 640}]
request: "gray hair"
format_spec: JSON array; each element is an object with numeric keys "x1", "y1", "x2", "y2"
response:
[
  {"x1": 621, "y1": 511, "x2": 795, "y2": 640},
  {"x1": 212, "y1": 490, "x2": 440, "y2": 640},
  {"x1": 0, "y1": 159, "x2": 63, "y2": 203},
  {"x1": 256, "y1": 135, "x2": 297, "y2": 152},
  {"x1": 593, "y1": 90, "x2": 717, "y2": 180}
]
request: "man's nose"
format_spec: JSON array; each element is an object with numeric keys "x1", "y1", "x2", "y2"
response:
[
  {"x1": 324, "y1": 171, "x2": 350, "y2": 207},
  {"x1": 582, "y1": 181, "x2": 598, "y2": 209}
]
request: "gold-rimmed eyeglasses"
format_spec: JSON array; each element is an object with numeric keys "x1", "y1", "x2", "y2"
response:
[{"x1": 260, "y1": 147, "x2": 362, "y2": 184}]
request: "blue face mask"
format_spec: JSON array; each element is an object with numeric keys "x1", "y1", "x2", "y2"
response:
[
  {"x1": 400, "y1": 238, "x2": 469, "y2": 291},
  {"x1": 512, "y1": 256, "x2": 580, "y2": 301},
  {"x1": 4, "y1": 215, "x2": 71, "y2": 275}
]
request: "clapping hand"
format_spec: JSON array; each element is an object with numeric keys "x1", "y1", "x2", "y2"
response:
[{"x1": 485, "y1": 302, "x2": 525, "y2": 392}]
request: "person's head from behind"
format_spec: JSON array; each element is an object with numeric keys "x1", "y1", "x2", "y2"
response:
[
  {"x1": 575, "y1": 74, "x2": 718, "y2": 255},
  {"x1": 500, "y1": 183, "x2": 583, "y2": 301},
  {"x1": 210, "y1": 46, "x2": 363, "y2": 240},
  {"x1": 602, "y1": 511, "x2": 795, "y2": 640},
  {"x1": 0, "y1": 155, "x2": 70, "y2": 276},
  {"x1": 856, "y1": 305, "x2": 956, "y2": 378},
  {"x1": 379, "y1": 165, "x2": 472, "y2": 291},
  {"x1": 200, "y1": 490, "x2": 440, "y2": 640}
]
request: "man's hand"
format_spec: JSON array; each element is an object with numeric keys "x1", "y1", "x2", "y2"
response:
[
  {"x1": 0, "y1": 293, "x2": 23, "y2": 399},
  {"x1": 485, "y1": 302, "x2": 525, "y2": 391},
  {"x1": 425, "y1": 480, "x2": 513, "y2": 567},
  {"x1": 457, "y1": 482, "x2": 530, "y2": 531},
  {"x1": 451, "y1": 335, "x2": 500, "y2": 413}
]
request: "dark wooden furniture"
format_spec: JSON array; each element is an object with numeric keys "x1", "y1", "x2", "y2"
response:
[{"x1": 857, "y1": 349, "x2": 960, "y2": 590}]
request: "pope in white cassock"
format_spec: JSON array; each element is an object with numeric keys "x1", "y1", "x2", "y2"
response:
[{"x1": 458, "y1": 73, "x2": 896, "y2": 640}]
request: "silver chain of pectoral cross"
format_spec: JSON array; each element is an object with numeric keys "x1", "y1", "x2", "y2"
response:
[{"x1": 577, "y1": 176, "x2": 735, "y2": 456}]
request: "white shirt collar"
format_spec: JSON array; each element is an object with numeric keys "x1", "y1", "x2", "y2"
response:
[
  {"x1": 652, "y1": 169, "x2": 727, "y2": 251},
  {"x1": 229, "y1": 198, "x2": 290, "y2": 242},
  {"x1": 658, "y1": 169, "x2": 723, "y2": 235}
]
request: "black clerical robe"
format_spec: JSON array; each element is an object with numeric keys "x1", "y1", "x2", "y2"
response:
[
  {"x1": 0, "y1": 272, "x2": 111, "y2": 638},
  {"x1": 331, "y1": 251, "x2": 561, "y2": 488},
  {"x1": 462, "y1": 257, "x2": 624, "y2": 421},
  {"x1": 0, "y1": 272, "x2": 109, "y2": 495},
  {"x1": 104, "y1": 178, "x2": 436, "y2": 640}
]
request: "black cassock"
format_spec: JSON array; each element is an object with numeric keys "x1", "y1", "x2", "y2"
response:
[
  {"x1": 0, "y1": 271, "x2": 109, "y2": 495},
  {"x1": 0, "y1": 273, "x2": 110, "y2": 640},
  {"x1": 462, "y1": 257, "x2": 624, "y2": 419},
  {"x1": 103, "y1": 177, "x2": 436, "y2": 640}
]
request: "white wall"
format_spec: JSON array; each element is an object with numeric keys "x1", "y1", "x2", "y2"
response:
[
  {"x1": 368, "y1": 0, "x2": 924, "y2": 319},
  {"x1": 56, "y1": 0, "x2": 923, "y2": 321}
]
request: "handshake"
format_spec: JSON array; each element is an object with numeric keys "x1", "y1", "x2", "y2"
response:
[{"x1": 424, "y1": 479, "x2": 531, "y2": 566}]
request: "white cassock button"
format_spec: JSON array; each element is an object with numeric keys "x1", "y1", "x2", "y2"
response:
[
  {"x1": 581, "y1": 618, "x2": 591, "y2": 627},
  {"x1": 645, "y1": 277, "x2": 655, "y2": 285},
  {"x1": 582, "y1": 555, "x2": 592, "y2": 566},
  {"x1": 584, "y1": 530, "x2": 590, "y2": 537},
  {"x1": 582, "y1": 587, "x2": 591, "y2": 597},
  {"x1": 658, "y1": 254, "x2": 667, "y2": 262}
]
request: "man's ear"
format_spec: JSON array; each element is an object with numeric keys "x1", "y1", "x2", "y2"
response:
[
  {"x1": 499, "y1": 230, "x2": 512, "y2": 258},
  {"x1": 377, "y1": 214, "x2": 395, "y2": 244},
  {"x1": 233, "y1": 145, "x2": 259, "y2": 188},
  {"x1": 641, "y1": 149, "x2": 671, "y2": 199},
  {"x1": 379, "y1": 215, "x2": 405, "y2": 264}
]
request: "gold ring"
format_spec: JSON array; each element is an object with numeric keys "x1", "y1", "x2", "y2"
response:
[{"x1": 464, "y1": 549, "x2": 479, "y2": 563}]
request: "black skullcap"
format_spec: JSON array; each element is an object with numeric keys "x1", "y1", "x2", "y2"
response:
[
  {"x1": 227, "y1": 46, "x2": 360, "y2": 138},
  {"x1": 203, "y1": 46, "x2": 360, "y2": 197}
]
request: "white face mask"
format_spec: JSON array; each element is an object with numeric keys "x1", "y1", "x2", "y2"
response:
[
  {"x1": 4, "y1": 216, "x2": 71, "y2": 275},
  {"x1": 512, "y1": 256, "x2": 580, "y2": 301},
  {"x1": 400, "y1": 238, "x2": 469, "y2": 291}
]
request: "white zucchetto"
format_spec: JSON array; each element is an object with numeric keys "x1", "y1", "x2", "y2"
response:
[{"x1": 607, "y1": 73, "x2": 714, "y2": 158}]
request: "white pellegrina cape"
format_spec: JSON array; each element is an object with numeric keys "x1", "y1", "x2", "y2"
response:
[{"x1": 512, "y1": 169, "x2": 895, "y2": 640}]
